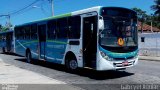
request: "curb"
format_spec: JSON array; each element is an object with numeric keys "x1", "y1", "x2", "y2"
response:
[
  {"x1": 140, "y1": 59, "x2": 160, "y2": 62},
  {"x1": 139, "y1": 56, "x2": 160, "y2": 62}
]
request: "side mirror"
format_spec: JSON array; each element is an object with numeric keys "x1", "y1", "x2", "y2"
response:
[{"x1": 99, "y1": 16, "x2": 104, "y2": 30}]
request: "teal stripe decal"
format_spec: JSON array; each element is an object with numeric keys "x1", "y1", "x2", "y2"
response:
[
  {"x1": 99, "y1": 46, "x2": 138, "y2": 58},
  {"x1": 16, "y1": 40, "x2": 68, "y2": 48}
]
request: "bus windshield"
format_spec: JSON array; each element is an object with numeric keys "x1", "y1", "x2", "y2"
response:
[{"x1": 99, "y1": 7, "x2": 138, "y2": 53}]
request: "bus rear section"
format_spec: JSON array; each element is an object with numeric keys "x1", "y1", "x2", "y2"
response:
[{"x1": 0, "y1": 30, "x2": 14, "y2": 53}]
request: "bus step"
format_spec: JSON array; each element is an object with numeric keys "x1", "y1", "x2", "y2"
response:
[
  {"x1": 39, "y1": 59, "x2": 46, "y2": 61},
  {"x1": 84, "y1": 67, "x2": 94, "y2": 70}
]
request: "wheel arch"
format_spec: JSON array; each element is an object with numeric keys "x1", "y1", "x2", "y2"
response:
[{"x1": 65, "y1": 51, "x2": 77, "y2": 64}]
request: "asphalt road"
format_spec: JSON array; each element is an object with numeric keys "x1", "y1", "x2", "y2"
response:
[{"x1": 0, "y1": 53, "x2": 160, "y2": 90}]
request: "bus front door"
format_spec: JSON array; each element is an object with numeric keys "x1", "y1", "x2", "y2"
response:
[
  {"x1": 38, "y1": 24, "x2": 46, "y2": 60},
  {"x1": 83, "y1": 15, "x2": 97, "y2": 68}
]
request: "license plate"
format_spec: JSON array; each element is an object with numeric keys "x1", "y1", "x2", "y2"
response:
[{"x1": 122, "y1": 61, "x2": 128, "y2": 66}]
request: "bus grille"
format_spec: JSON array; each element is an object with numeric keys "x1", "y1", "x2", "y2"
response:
[{"x1": 113, "y1": 61, "x2": 134, "y2": 67}]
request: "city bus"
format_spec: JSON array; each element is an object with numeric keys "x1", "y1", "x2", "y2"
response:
[
  {"x1": 13, "y1": 6, "x2": 138, "y2": 71},
  {"x1": 0, "y1": 30, "x2": 14, "y2": 53}
]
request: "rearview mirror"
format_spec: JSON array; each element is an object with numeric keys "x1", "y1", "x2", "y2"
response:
[{"x1": 99, "y1": 16, "x2": 104, "y2": 30}]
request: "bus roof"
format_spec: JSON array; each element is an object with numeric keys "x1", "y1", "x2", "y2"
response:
[
  {"x1": 15, "y1": 6, "x2": 135, "y2": 27},
  {"x1": 16, "y1": 13, "x2": 72, "y2": 27},
  {"x1": 15, "y1": 6, "x2": 102, "y2": 27}
]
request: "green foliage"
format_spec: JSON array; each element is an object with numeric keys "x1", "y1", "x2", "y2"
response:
[
  {"x1": 2, "y1": 27, "x2": 9, "y2": 31},
  {"x1": 132, "y1": 7, "x2": 160, "y2": 29},
  {"x1": 132, "y1": 7, "x2": 147, "y2": 22},
  {"x1": 151, "y1": 0, "x2": 160, "y2": 16},
  {"x1": 151, "y1": 0, "x2": 160, "y2": 28},
  {"x1": 0, "y1": 25, "x2": 9, "y2": 32}
]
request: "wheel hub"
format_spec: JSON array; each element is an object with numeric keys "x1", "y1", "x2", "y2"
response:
[{"x1": 69, "y1": 60, "x2": 77, "y2": 69}]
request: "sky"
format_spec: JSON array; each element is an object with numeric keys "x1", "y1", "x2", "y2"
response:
[{"x1": 0, "y1": 0, "x2": 155, "y2": 26}]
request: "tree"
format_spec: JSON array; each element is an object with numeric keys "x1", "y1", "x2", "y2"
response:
[
  {"x1": 151, "y1": 0, "x2": 160, "y2": 29},
  {"x1": 132, "y1": 7, "x2": 147, "y2": 21},
  {"x1": 0, "y1": 24, "x2": 10, "y2": 32},
  {"x1": 1, "y1": 27, "x2": 9, "y2": 32},
  {"x1": 151, "y1": 0, "x2": 160, "y2": 16},
  {"x1": 132, "y1": 7, "x2": 148, "y2": 32}
]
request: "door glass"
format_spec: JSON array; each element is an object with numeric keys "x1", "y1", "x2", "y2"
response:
[
  {"x1": 38, "y1": 25, "x2": 46, "y2": 42},
  {"x1": 83, "y1": 16, "x2": 97, "y2": 68},
  {"x1": 38, "y1": 24, "x2": 46, "y2": 59}
]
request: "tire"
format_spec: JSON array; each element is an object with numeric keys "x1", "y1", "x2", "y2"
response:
[
  {"x1": 26, "y1": 51, "x2": 32, "y2": 63},
  {"x1": 66, "y1": 58, "x2": 78, "y2": 71}
]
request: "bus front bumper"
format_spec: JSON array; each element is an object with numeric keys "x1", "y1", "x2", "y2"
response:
[{"x1": 97, "y1": 56, "x2": 138, "y2": 71}]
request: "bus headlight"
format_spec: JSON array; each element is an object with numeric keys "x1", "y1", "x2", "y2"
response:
[
  {"x1": 100, "y1": 51, "x2": 106, "y2": 57},
  {"x1": 100, "y1": 51, "x2": 112, "y2": 61},
  {"x1": 104, "y1": 56, "x2": 109, "y2": 60}
]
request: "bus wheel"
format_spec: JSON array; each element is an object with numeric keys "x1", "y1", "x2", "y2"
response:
[
  {"x1": 26, "y1": 52, "x2": 32, "y2": 63},
  {"x1": 67, "y1": 59, "x2": 78, "y2": 71}
]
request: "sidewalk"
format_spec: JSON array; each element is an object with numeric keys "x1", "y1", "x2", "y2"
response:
[
  {"x1": 139, "y1": 56, "x2": 160, "y2": 61},
  {"x1": 0, "y1": 58, "x2": 65, "y2": 84},
  {"x1": 0, "y1": 58, "x2": 82, "y2": 90}
]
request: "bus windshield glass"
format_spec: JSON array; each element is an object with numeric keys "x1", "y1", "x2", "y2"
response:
[{"x1": 99, "y1": 7, "x2": 138, "y2": 53}]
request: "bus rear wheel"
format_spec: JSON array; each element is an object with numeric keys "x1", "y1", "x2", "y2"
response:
[{"x1": 26, "y1": 51, "x2": 32, "y2": 63}]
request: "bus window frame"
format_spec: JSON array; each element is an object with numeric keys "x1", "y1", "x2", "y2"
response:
[
  {"x1": 47, "y1": 20, "x2": 57, "y2": 40},
  {"x1": 68, "y1": 16, "x2": 81, "y2": 39},
  {"x1": 31, "y1": 24, "x2": 38, "y2": 40}
]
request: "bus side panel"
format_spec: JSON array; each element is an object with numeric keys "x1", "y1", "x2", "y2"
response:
[
  {"x1": 15, "y1": 40, "x2": 26, "y2": 56},
  {"x1": 0, "y1": 39, "x2": 2, "y2": 52},
  {"x1": 45, "y1": 41, "x2": 56, "y2": 62},
  {"x1": 6, "y1": 32, "x2": 14, "y2": 53},
  {"x1": 0, "y1": 31, "x2": 14, "y2": 53},
  {"x1": 27, "y1": 40, "x2": 39, "y2": 59},
  {"x1": 45, "y1": 39, "x2": 68, "y2": 64},
  {"x1": 15, "y1": 39, "x2": 38, "y2": 59},
  {"x1": 0, "y1": 35, "x2": 6, "y2": 53}
]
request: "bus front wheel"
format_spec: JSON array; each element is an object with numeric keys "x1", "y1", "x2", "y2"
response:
[
  {"x1": 66, "y1": 57, "x2": 78, "y2": 71},
  {"x1": 68, "y1": 59, "x2": 78, "y2": 70}
]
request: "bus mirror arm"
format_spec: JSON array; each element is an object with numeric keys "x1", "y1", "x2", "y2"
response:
[
  {"x1": 98, "y1": 16, "x2": 104, "y2": 37},
  {"x1": 99, "y1": 16, "x2": 104, "y2": 31}
]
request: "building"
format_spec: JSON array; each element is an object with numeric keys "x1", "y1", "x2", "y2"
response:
[
  {"x1": 138, "y1": 33, "x2": 160, "y2": 57},
  {"x1": 138, "y1": 22, "x2": 160, "y2": 33}
]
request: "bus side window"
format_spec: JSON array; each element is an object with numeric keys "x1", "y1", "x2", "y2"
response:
[
  {"x1": 57, "y1": 18, "x2": 68, "y2": 39},
  {"x1": 15, "y1": 27, "x2": 18, "y2": 39},
  {"x1": 1, "y1": 35, "x2": 5, "y2": 41},
  {"x1": 15, "y1": 27, "x2": 19, "y2": 39},
  {"x1": 31, "y1": 24, "x2": 37, "y2": 39},
  {"x1": 23, "y1": 27, "x2": 27, "y2": 40},
  {"x1": 15, "y1": 27, "x2": 24, "y2": 40},
  {"x1": 21, "y1": 27, "x2": 25, "y2": 40},
  {"x1": 47, "y1": 20, "x2": 56, "y2": 40},
  {"x1": 24, "y1": 25, "x2": 31, "y2": 40},
  {"x1": 68, "y1": 16, "x2": 81, "y2": 39}
]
